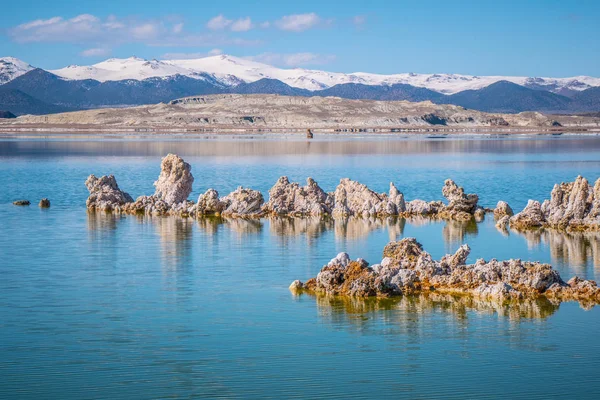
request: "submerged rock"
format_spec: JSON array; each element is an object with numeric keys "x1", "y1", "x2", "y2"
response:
[
  {"x1": 85, "y1": 175, "x2": 133, "y2": 212},
  {"x1": 292, "y1": 238, "x2": 600, "y2": 305},
  {"x1": 13, "y1": 199, "x2": 30, "y2": 206},
  {"x1": 38, "y1": 198, "x2": 51, "y2": 208},
  {"x1": 153, "y1": 154, "x2": 194, "y2": 205},
  {"x1": 263, "y1": 176, "x2": 333, "y2": 216}
]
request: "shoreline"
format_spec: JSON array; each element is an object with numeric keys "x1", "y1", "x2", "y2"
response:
[{"x1": 0, "y1": 126, "x2": 599, "y2": 137}]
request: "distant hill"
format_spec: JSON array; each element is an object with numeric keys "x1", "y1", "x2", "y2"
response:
[
  {"x1": 316, "y1": 83, "x2": 446, "y2": 102},
  {"x1": 2, "y1": 68, "x2": 100, "y2": 107},
  {"x1": 440, "y1": 81, "x2": 573, "y2": 113},
  {"x1": 3, "y1": 69, "x2": 226, "y2": 107},
  {"x1": 231, "y1": 78, "x2": 310, "y2": 96},
  {"x1": 0, "y1": 110, "x2": 16, "y2": 118},
  {"x1": 0, "y1": 87, "x2": 73, "y2": 115},
  {"x1": 570, "y1": 87, "x2": 600, "y2": 112}
]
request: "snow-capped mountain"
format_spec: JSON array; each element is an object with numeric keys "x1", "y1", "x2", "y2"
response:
[
  {"x1": 45, "y1": 54, "x2": 600, "y2": 95},
  {"x1": 0, "y1": 57, "x2": 34, "y2": 85},
  {"x1": 2, "y1": 54, "x2": 600, "y2": 116},
  {"x1": 50, "y1": 57, "x2": 213, "y2": 82}
]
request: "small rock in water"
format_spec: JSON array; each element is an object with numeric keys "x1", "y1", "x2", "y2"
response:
[
  {"x1": 39, "y1": 198, "x2": 51, "y2": 208},
  {"x1": 493, "y1": 201, "x2": 514, "y2": 219},
  {"x1": 13, "y1": 200, "x2": 30, "y2": 206},
  {"x1": 474, "y1": 207, "x2": 486, "y2": 221},
  {"x1": 289, "y1": 280, "x2": 304, "y2": 292}
]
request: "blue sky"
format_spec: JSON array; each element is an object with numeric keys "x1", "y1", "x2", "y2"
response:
[{"x1": 1, "y1": 0, "x2": 599, "y2": 77}]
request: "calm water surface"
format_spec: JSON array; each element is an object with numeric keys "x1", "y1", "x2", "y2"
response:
[{"x1": 1, "y1": 134, "x2": 600, "y2": 399}]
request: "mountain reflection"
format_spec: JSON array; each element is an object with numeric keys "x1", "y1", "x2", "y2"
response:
[{"x1": 5, "y1": 135, "x2": 600, "y2": 158}]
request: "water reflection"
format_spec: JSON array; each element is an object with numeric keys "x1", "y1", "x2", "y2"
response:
[
  {"x1": 334, "y1": 216, "x2": 405, "y2": 242},
  {"x1": 269, "y1": 216, "x2": 334, "y2": 243},
  {"x1": 152, "y1": 216, "x2": 194, "y2": 272},
  {"x1": 306, "y1": 292, "x2": 559, "y2": 330},
  {"x1": 195, "y1": 216, "x2": 264, "y2": 236},
  {"x1": 442, "y1": 218, "x2": 479, "y2": 246},
  {"x1": 86, "y1": 210, "x2": 119, "y2": 236},
  {"x1": 515, "y1": 229, "x2": 600, "y2": 272},
  {"x1": 194, "y1": 215, "x2": 406, "y2": 241},
  {"x1": 86, "y1": 212, "x2": 600, "y2": 278},
  {"x1": 3, "y1": 135, "x2": 600, "y2": 158}
]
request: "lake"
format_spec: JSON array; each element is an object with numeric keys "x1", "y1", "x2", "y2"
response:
[{"x1": 1, "y1": 134, "x2": 600, "y2": 399}]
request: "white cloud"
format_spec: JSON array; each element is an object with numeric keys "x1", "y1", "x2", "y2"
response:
[
  {"x1": 10, "y1": 14, "x2": 105, "y2": 43},
  {"x1": 352, "y1": 15, "x2": 366, "y2": 27},
  {"x1": 246, "y1": 52, "x2": 336, "y2": 67},
  {"x1": 161, "y1": 48, "x2": 223, "y2": 59},
  {"x1": 275, "y1": 13, "x2": 322, "y2": 32},
  {"x1": 259, "y1": 21, "x2": 271, "y2": 29},
  {"x1": 10, "y1": 14, "x2": 166, "y2": 44},
  {"x1": 80, "y1": 47, "x2": 111, "y2": 57},
  {"x1": 131, "y1": 23, "x2": 159, "y2": 40},
  {"x1": 19, "y1": 16, "x2": 63, "y2": 30},
  {"x1": 172, "y1": 23, "x2": 184, "y2": 34},
  {"x1": 9, "y1": 14, "x2": 260, "y2": 48},
  {"x1": 206, "y1": 15, "x2": 232, "y2": 31},
  {"x1": 207, "y1": 15, "x2": 253, "y2": 32},
  {"x1": 230, "y1": 17, "x2": 253, "y2": 32}
]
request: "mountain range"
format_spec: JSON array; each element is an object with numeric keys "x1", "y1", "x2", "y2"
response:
[{"x1": 1, "y1": 55, "x2": 599, "y2": 116}]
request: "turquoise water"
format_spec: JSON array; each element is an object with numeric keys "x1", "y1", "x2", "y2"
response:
[{"x1": 1, "y1": 135, "x2": 600, "y2": 399}]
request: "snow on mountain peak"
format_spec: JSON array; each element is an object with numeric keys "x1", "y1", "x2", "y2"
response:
[
  {"x1": 3, "y1": 53, "x2": 596, "y2": 94},
  {"x1": 0, "y1": 57, "x2": 34, "y2": 84}
]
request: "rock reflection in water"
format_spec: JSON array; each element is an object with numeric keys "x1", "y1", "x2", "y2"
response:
[
  {"x1": 269, "y1": 216, "x2": 334, "y2": 242},
  {"x1": 515, "y1": 229, "x2": 600, "y2": 272},
  {"x1": 87, "y1": 210, "x2": 119, "y2": 235},
  {"x1": 304, "y1": 292, "x2": 558, "y2": 332},
  {"x1": 195, "y1": 215, "x2": 406, "y2": 241},
  {"x1": 442, "y1": 218, "x2": 479, "y2": 246},
  {"x1": 196, "y1": 216, "x2": 264, "y2": 236},
  {"x1": 86, "y1": 211, "x2": 122, "y2": 264},
  {"x1": 334, "y1": 216, "x2": 405, "y2": 241},
  {"x1": 152, "y1": 216, "x2": 194, "y2": 272}
]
